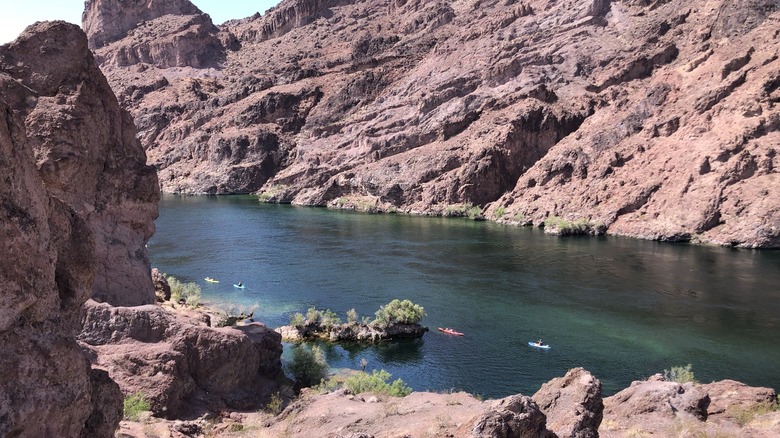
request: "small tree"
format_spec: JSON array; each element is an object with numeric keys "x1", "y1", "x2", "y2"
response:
[
  {"x1": 373, "y1": 299, "x2": 426, "y2": 328},
  {"x1": 346, "y1": 308, "x2": 359, "y2": 324},
  {"x1": 287, "y1": 344, "x2": 328, "y2": 387},
  {"x1": 305, "y1": 307, "x2": 322, "y2": 324},
  {"x1": 290, "y1": 312, "x2": 305, "y2": 327}
]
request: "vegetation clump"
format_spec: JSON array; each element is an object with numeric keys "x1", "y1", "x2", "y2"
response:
[
  {"x1": 664, "y1": 364, "x2": 696, "y2": 383},
  {"x1": 372, "y1": 299, "x2": 426, "y2": 328},
  {"x1": 123, "y1": 392, "x2": 151, "y2": 421},
  {"x1": 543, "y1": 216, "x2": 605, "y2": 236},
  {"x1": 343, "y1": 369, "x2": 412, "y2": 397},
  {"x1": 166, "y1": 276, "x2": 201, "y2": 307},
  {"x1": 445, "y1": 203, "x2": 484, "y2": 220},
  {"x1": 287, "y1": 344, "x2": 329, "y2": 387}
]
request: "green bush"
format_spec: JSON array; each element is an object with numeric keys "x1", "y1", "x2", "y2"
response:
[
  {"x1": 320, "y1": 309, "x2": 342, "y2": 329},
  {"x1": 287, "y1": 344, "x2": 328, "y2": 387},
  {"x1": 664, "y1": 364, "x2": 696, "y2": 383},
  {"x1": 495, "y1": 206, "x2": 506, "y2": 219},
  {"x1": 305, "y1": 306, "x2": 322, "y2": 324},
  {"x1": 373, "y1": 299, "x2": 426, "y2": 328},
  {"x1": 543, "y1": 216, "x2": 596, "y2": 236},
  {"x1": 166, "y1": 276, "x2": 201, "y2": 308},
  {"x1": 290, "y1": 312, "x2": 305, "y2": 327},
  {"x1": 266, "y1": 392, "x2": 283, "y2": 415},
  {"x1": 123, "y1": 392, "x2": 150, "y2": 421},
  {"x1": 346, "y1": 308, "x2": 359, "y2": 324},
  {"x1": 344, "y1": 370, "x2": 412, "y2": 397}
]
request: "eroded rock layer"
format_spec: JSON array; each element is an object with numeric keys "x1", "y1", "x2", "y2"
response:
[
  {"x1": 0, "y1": 20, "x2": 158, "y2": 437},
  {"x1": 85, "y1": 0, "x2": 780, "y2": 247}
]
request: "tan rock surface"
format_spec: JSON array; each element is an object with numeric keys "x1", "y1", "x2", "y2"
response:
[{"x1": 85, "y1": 0, "x2": 780, "y2": 247}]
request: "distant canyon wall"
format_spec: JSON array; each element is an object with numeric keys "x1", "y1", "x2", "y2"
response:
[{"x1": 85, "y1": 0, "x2": 780, "y2": 248}]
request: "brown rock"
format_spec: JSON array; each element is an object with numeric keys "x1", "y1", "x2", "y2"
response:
[
  {"x1": 86, "y1": 0, "x2": 780, "y2": 248},
  {"x1": 2, "y1": 20, "x2": 160, "y2": 306},
  {"x1": 79, "y1": 300, "x2": 283, "y2": 417},
  {"x1": 84, "y1": 0, "x2": 204, "y2": 49},
  {"x1": 151, "y1": 268, "x2": 171, "y2": 302},
  {"x1": 470, "y1": 394, "x2": 549, "y2": 438},
  {"x1": 0, "y1": 20, "x2": 156, "y2": 437},
  {"x1": 604, "y1": 374, "x2": 710, "y2": 421},
  {"x1": 702, "y1": 379, "x2": 778, "y2": 416},
  {"x1": 532, "y1": 367, "x2": 603, "y2": 438}
]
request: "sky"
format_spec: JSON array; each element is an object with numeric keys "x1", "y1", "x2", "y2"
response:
[{"x1": 0, "y1": 0, "x2": 282, "y2": 44}]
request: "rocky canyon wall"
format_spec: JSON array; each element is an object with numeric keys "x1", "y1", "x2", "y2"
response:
[
  {"x1": 85, "y1": 0, "x2": 780, "y2": 248},
  {"x1": 1, "y1": 18, "x2": 164, "y2": 436}
]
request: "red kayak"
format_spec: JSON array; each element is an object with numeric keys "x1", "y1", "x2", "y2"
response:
[{"x1": 438, "y1": 327, "x2": 464, "y2": 336}]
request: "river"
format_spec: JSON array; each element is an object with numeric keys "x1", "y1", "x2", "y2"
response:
[{"x1": 148, "y1": 195, "x2": 780, "y2": 397}]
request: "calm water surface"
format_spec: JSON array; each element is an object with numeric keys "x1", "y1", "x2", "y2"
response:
[{"x1": 149, "y1": 195, "x2": 780, "y2": 397}]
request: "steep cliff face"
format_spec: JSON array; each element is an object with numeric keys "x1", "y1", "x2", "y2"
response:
[
  {"x1": 0, "y1": 21, "x2": 134, "y2": 437},
  {"x1": 86, "y1": 0, "x2": 780, "y2": 248},
  {"x1": 2, "y1": 21, "x2": 160, "y2": 306}
]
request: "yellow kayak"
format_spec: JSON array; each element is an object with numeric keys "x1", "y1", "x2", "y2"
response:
[{"x1": 205, "y1": 277, "x2": 219, "y2": 283}]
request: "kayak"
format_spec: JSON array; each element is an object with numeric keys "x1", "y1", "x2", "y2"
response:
[
  {"x1": 438, "y1": 327, "x2": 464, "y2": 336},
  {"x1": 233, "y1": 284, "x2": 246, "y2": 289},
  {"x1": 528, "y1": 341, "x2": 551, "y2": 350},
  {"x1": 205, "y1": 277, "x2": 219, "y2": 283}
]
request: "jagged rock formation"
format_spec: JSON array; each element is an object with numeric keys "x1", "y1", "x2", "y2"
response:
[
  {"x1": 470, "y1": 395, "x2": 549, "y2": 437},
  {"x1": 0, "y1": 21, "x2": 157, "y2": 437},
  {"x1": 2, "y1": 20, "x2": 160, "y2": 307},
  {"x1": 79, "y1": 300, "x2": 284, "y2": 417},
  {"x1": 85, "y1": 0, "x2": 780, "y2": 248},
  {"x1": 533, "y1": 368, "x2": 603, "y2": 438}
]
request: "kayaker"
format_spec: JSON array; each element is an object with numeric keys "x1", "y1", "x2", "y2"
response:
[
  {"x1": 538, "y1": 339, "x2": 544, "y2": 346},
  {"x1": 238, "y1": 281, "x2": 243, "y2": 287}
]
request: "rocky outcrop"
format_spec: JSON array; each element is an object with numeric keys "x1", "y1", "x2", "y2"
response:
[
  {"x1": 84, "y1": 0, "x2": 204, "y2": 49},
  {"x1": 79, "y1": 300, "x2": 283, "y2": 417},
  {"x1": 86, "y1": 0, "x2": 780, "y2": 248},
  {"x1": 702, "y1": 379, "x2": 777, "y2": 417},
  {"x1": 533, "y1": 367, "x2": 603, "y2": 438},
  {"x1": 0, "y1": 20, "x2": 157, "y2": 437},
  {"x1": 604, "y1": 374, "x2": 710, "y2": 421},
  {"x1": 151, "y1": 267, "x2": 171, "y2": 302},
  {"x1": 470, "y1": 395, "x2": 550, "y2": 438},
  {"x1": 1, "y1": 20, "x2": 160, "y2": 306}
]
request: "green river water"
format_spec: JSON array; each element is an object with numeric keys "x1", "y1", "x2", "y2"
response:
[{"x1": 148, "y1": 195, "x2": 780, "y2": 397}]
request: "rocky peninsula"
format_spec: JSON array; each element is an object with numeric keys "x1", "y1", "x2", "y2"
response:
[{"x1": 84, "y1": 0, "x2": 780, "y2": 248}]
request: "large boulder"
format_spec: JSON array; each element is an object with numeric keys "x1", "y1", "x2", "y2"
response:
[
  {"x1": 1, "y1": 20, "x2": 160, "y2": 307},
  {"x1": 532, "y1": 367, "x2": 603, "y2": 438},
  {"x1": 471, "y1": 394, "x2": 550, "y2": 438},
  {"x1": 0, "y1": 21, "x2": 149, "y2": 437},
  {"x1": 79, "y1": 300, "x2": 283, "y2": 417},
  {"x1": 604, "y1": 374, "x2": 710, "y2": 421},
  {"x1": 701, "y1": 379, "x2": 778, "y2": 417}
]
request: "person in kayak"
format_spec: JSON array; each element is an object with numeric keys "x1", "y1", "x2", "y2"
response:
[
  {"x1": 537, "y1": 339, "x2": 544, "y2": 346},
  {"x1": 237, "y1": 282, "x2": 243, "y2": 287}
]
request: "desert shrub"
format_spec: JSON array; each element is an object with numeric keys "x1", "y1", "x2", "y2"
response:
[
  {"x1": 166, "y1": 276, "x2": 201, "y2": 308},
  {"x1": 543, "y1": 216, "x2": 595, "y2": 236},
  {"x1": 346, "y1": 308, "x2": 359, "y2": 324},
  {"x1": 444, "y1": 203, "x2": 483, "y2": 220},
  {"x1": 664, "y1": 364, "x2": 696, "y2": 383},
  {"x1": 290, "y1": 312, "x2": 305, "y2": 327},
  {"x1": 287, "y1": 344, "x2": 328, "y2": 387},
  {"x1": 320, "y1": 309, "x2": 342, "y2": 329},
  {"x1": 266, "y1": 392, "x2": 283, "y2": 415},
  {"x1": 344, "y1": 369, "x2": 412, "y2": 397},
  {"x1": 373, "y1": 299, "x2": 426, "y2": 328},
  {"x1": 123, "y1": 392, "x2": 150, "y2": 421},
  {"x1": 495, "y1": 206, "x2": 506, "y2": 219},
  {"x1": 305, "y1": 306, "x2": 322, "y2": 324}
]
